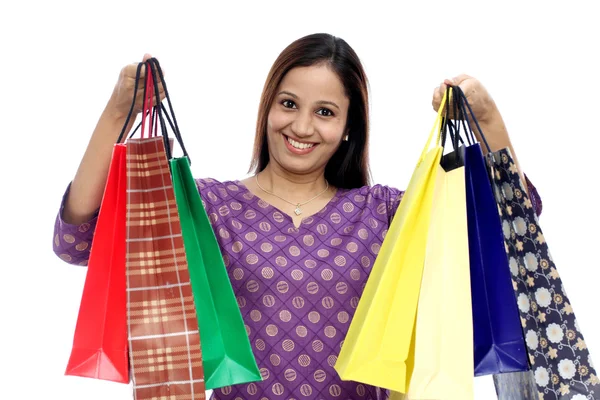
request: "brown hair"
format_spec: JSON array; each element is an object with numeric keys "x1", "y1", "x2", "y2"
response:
[{"x1": 249, "y1": 33, "x2": 371, "y2": 188}]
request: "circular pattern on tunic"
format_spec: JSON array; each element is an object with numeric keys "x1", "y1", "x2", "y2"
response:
[
  {"x1": 289, "y1": 246, "x2": 300, "y2": 256},
  {"x1": 298, "y1": 354, "x2": 311, "y2": 367},
  {"x1": 322, "y1": 297, "x2": 334, "y2": 309},
  {"x1": 218, "y1": 205, "x2": 230, "y2": 216},
  {"x1": 232, "y1": 241, "x2": 243, "y2": 253},
  {"x1": 277, "y1": 281, "x2": 289, "y2": 293},
  {"x1": 282, "y1": 339, "x2": 295, "y2": 352},
  {"x1": 245, "y1": 232, "x2": 257, "y2": 241},
  {"x1": 273, "y1": 211, "x2": 284, "y2": 223},
  {"x1": 284, "y1": 369, "x2": 297, "y2": 381},
  {"x1": 246, "y1": 280, "x2": 259, "y2": 292},
  {"x1": 296, "y1": 326, "x2": 308, "y2": 337},
  {"x1": 312, "y1": 340, "x2": 324, "y2": 352},
  {"x1": 244, "y1": 210, "x2": 256, "y2": 219},
  {"x1": 263, "y1": 295, "x2": 275, "y2": 307},
  {"x1": 317, "y1": 224, "x2": 328, "y2": 235},
  {"x1": 329, "y1": 384, "x2": 342, "y2": 397},
  {"x1": 63, "y1": 234, "x2": 75, "y2": 243},
  {"x1": 266, "y1": 324, "x2": 279, "y2": 336},
  {"x1": 291, "y1": 269, "x2": 304, "y2": 280},
  {"x1": 318, "y1": 249, "x2": 330, "y2": 258},
  {"x1": 300, "y1": 384, "x2": 313, "y2": 397},
  {"x1": 260, "y1": 242, "x2": 273, "y2": 252},
  {"x1": 272, "y1": 382, "x2": 284, "y2": 395},
  {"x1": 306, "y1": 282, "x2": 319, "y2": 294},
  {"x1": 346, "y1": 242, "x2": 358, "y2": 253},
  {"x1": 78, "y1": 223, "x2": 91, "y2": 232},
  {"x1": 361, "y1": 256, "x2": 371, "y2": 268},
  {"x1": 308, "y1": 311, "x2": 320, "y2": 323},
  {"x1": 303, "y1": 235, "x2": 315, "y2": 246},
  {"x1": 276, "y1": 256, "x2": 288, "y2": 267},
  {"x1": 325, "y1": 326, "x2": 337, "y2": 338},
  {"x1": 270, "y1": 354, "x2": 281, "y2": 366},
  {"x1": 336, "y1": 282, "x2": 348, "y2": 295},
  {"x1": 261, "y1": 267, "x2": 274, "y2": 279},
  {"x1": 250, "y1": 310, "x2": 261, "y2": 322},
  {"x1": 321, "y1": 269, "x2": 333, "y2": 281},
  {"x1": 314, "y1": 369, "x2": 326, "y2": 383},
  {"x1": 75, "y1": 242, "x2": 89, "y2": 251},
  {"x1": 279, "y1": 310, "x2": 292, "y2": 322},
  {"x1": 338, "y1": 311, "x2": 349, "y2": 323}
]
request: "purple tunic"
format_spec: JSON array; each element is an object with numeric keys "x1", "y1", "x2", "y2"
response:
[{"x1": 53, "y1": 176, "x2": 542, "y2": 400}]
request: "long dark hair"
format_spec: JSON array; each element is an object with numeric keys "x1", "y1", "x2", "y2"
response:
[{"x1": 248, "y1": 33, "x2": 371, "y2": 188}]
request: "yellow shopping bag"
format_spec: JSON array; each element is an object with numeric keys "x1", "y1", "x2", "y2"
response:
[
  {"x1": 334, "y1": 90, "x2": 448, "y2": 393},
  {"x1": 391, "y1": 148, "x2": 474, "y2": 400}
]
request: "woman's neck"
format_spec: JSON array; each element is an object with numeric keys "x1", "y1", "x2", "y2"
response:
[{"x1": 257, "y1": 163, "x2": 330, "y2": 202}]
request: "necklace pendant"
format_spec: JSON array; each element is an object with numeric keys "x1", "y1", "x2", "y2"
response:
[{"x1": 294, "y1": 204, "x2": 302, "y2": 216}]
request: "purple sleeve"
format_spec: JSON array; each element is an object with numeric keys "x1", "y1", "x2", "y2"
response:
[
  {"x1": 52, "y1": 183, "x2": 98, "y2": 266},
  {"x1": 525, "y1": 173, "x2": 543, "y2": 217}
]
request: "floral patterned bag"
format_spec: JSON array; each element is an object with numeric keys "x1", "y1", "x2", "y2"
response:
[{"x1": 487, "y1": 148, "x2": 598, "y2": 400}]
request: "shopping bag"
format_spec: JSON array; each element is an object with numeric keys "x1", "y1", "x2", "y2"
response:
[
  {"x1": 335, "y1": 89, "x2": 448, "y2": 392},
  {"x1": 392, "y1": 88, "x2": 473, "y2": 399},
  {"x1": 148, "y1": 58, "x2": 261, "y2": 389},
  {"x1": 65, "y1": 144, "x2": 128, "y2": 383},
  {"x1": 171, "y1": 157, "x2": 261, "y2": 389},
  {"x1": 487, "y1": 147, "x2": 599, "y2": 399},
  {"x1": 123, "y1": 60, "x2": 206, "y2": 399},
  {"x1": 446, "y1": 86, "x2": 529, "y2": 376}
]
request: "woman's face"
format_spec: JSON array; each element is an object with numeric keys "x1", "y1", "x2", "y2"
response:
[{"x1": 266, "y1": 64, "x2": 350, "y2": 178}]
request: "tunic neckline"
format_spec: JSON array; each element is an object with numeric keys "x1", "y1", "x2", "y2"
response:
[{"x1": 233, "y1": 179, "x2": 347, "y2": 230}]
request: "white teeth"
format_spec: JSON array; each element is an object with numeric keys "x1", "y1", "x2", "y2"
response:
[{"x1": 287, "y1": 136, "x2": 314, "y2": 150}]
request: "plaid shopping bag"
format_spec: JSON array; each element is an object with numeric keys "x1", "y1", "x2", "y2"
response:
[{"x1": 122, "y1": 60, "x2": 206, "y2": 399}]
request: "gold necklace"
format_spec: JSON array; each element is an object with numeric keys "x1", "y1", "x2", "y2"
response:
[{"x1": 255, "y1": 174, "x2": 330, "y2": 216}]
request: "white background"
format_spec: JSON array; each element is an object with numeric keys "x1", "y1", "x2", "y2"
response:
[{"x1": 1, "y1": 1, "x2": 598, "y2": 398}]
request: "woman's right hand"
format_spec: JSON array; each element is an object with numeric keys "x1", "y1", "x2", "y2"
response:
[{"x1": 106, "y1": 53, "x2": 166, "y2": 120}]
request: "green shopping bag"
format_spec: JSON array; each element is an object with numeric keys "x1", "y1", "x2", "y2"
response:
[
  {"x1": 171, "y1": 156, "x2": 261, "y2": 389},
  {"x1": 144, "y1": 58, "x2": 261, "y2": 390}
]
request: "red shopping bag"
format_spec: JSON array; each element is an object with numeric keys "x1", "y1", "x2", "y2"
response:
[{"x1": 65, "y1": 143, "x2": 128, "y2": 383}]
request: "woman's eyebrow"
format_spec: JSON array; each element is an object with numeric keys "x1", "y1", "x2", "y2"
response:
[{"x1": 277, "y1": 91, "x2": 340, "y2": 110}]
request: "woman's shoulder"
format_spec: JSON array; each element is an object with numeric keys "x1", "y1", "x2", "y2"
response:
[
  {"x1": 338, "y1": 183, "x2": 404, "y2": 223},
  {"x1": 341, "y1": 183, "x2": 404, "y2": 201},
  {"x1": 195, "y1": 177, "x2": 246, "y2": 205}
]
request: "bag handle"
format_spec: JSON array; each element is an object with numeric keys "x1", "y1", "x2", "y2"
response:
[
  {"x1": 147, "y1": 58, "x2": 191, "y2": 163},
  {"x1": 452, "y1": 86, "x2": 492, "y2": 153},
  {"x1": 115, "y1": 58, "x2": 191, "y2": 164},
  {"x1": 116, "y1": 62, "x2": 144, "y2": 143},
  {"x1": 418, "y1": 86, "x2": 449, "y2": 166}
]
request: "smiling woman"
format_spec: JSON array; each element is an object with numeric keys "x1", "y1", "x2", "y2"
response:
[{"x1": 52, "y1": 33, "x2": 542, "y2": 400}]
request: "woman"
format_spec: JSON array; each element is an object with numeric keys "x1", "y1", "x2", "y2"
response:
[{"x1": 53, "y1": 33, "x2": 541, "y2": 399}]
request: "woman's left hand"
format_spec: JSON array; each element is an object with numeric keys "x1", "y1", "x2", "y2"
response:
[
  {"x1": 431, "y1": 74, "x2": 498, "y2": 124},
  {"x1": 432, "y1": 74, "x2": 529, "y2": 191}
]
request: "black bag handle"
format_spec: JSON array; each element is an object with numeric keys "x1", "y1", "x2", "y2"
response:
[
  {"x1": 452, "y1": 86, "x2": 492, "y2": 153},
  {"x1": 115, "y1": 58, "x2": 191, "y2": 164},
  {"x1": 148, "y1": 58, "x2": 191, "y2": 163},
  {"x1": 116, "y1": 62, "x2": 145, "y2": 144}
]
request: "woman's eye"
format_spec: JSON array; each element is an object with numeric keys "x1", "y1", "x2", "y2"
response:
[
  {"x1": 282, "y1": 100, "x2": 296, "y2": 109},
  {"x1": 317, "y1": 108, "x2": 334, "y2": 117}
]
